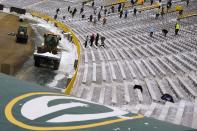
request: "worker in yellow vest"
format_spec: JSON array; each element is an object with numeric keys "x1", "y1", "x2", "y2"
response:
[{"x1": 175, "y1": 22, "x2": 180, "y2": 35}]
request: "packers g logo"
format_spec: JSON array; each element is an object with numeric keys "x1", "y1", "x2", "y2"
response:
[{"x1": 5, "y1": 92, "x2": 143, "y2": 130}]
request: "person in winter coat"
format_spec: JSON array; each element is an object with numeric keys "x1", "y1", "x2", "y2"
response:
[
  {"x1": 175, "y1": 22, "x2": 180, "y2": 35},
  {"x1": 120, "y1": 9, "x2": 123, "y2": 18},
  {"x1": 89, "y1": 14, "x2": 93, "y2": 22},
  {"x1": 100, "y1": 36, "x2": 106, "y2": 47},
  {"x1": 148, "y1": 26, "x2": 155, "y2": 37},
  {"x1": 84, "y1": 36, "x2": 89, "y2": 48},
  {"x1": 98, "y1": 12, "x2": 101, "y2": 21},
  {"x1": 162, "y1": 29, "x2": 168, "y2": 37},
  {"x1": 103, "y1": 17, "x2": 107, "y2": 25},
  {"x1": 133, "y1": 8, "x2": 137, "y2": 16},
  {"x1": 90, "y1": 34, "x2": 95, "y2": 46},
  {"x1": 124, "y1": 10, "x2": 128, "y2": 18},
  {"x1": 95, "y1": 33, "x2": 99, "y2": 46}
]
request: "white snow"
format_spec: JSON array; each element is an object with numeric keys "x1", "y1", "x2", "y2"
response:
[{"x1": 23, "y1": 13, "x2": 78, "y2": 88}]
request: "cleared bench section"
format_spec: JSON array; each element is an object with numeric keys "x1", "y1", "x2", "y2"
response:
[
  {"x1": 117, "y1": 49, "x2": 126, "y2": 59},
  {"x1": 142, "y1": 60, "x2": 156, "y2": 76},
  {"x1": 111, "y1": 49, "x2": 119, "y2": 60},
  {"x1": 86, "y1": 86, "x2": 95, "y2": 101},
  {"x1": 192, "y1": 98, "x2": 197, "y2": 129},
  {"x1": 166, "y1": 77, "x2": 185, "y2": 99},
  {"x1": 156, "y1": 78, "x2": 167, "y2": 94},
  {"x1": 102, "y1": 62, "x2": 107, "y2": 81},
  {"x1": 189, "y1": 74, "x2": 197, "y2": 85},
  {"x1": 112, "y1": 86, "x2": 117, "y2": 105},
  {"x1": 173, "y1": 100, "x2": 186, "y2": 125},
  {"x1": 125, "y1": 61, "x2": 137, "y2": 78},
  {"x1": 99, "y1": 87, "x2": 105, "y2": 104},
  {"x1": 91, "y1": 50, "x2": 95, "y2": 62},
  {"x1": 144, "y1": 102, "x2": 158, "y2": 117},
  {"x1": 92, "y1": 63, "x2": 97, "y2": 82},
  {"x1": 98, "y1": 49, "x2": 104, "y2": 61},
  {"x1": 150, "y1": 59, "x2": 167, "y2": 76},
  {"x1": 177, "y1": 76, "x2": 197, "y2": 97},
  {"x1": 85, "y1": 51, "x2": 88, "y2": 63},
  {"x1": 82, "y1": 64, "x2": 89, "y2": 83},
  {"x1": 145, "y1": 78, "x2": 158, "y2": 101},
  {"x1": 134, "y1": 60, "x2": 147, "y2": 77},
  {"x1": 104, "y1": 49, "x2": 112, "y2": 61},
  {"x1": 109, "y1": 62, "x2": 117, "y2": 80},
  {"x1": 158, "y1": 58, "x2": 176, "y2": 74},
  {"x1": 117, "y1": 60, "x2": 126, "y2": 80},
  {"x1": 124, "y1": 82, "x2": 130, "y2": 103}
]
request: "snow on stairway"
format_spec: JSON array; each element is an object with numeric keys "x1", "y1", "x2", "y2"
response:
[
  {"x1": 92, "y1": 63, "x2": 97, "y2": 82},
  {"x1": 144, "y1": 102, "x2": 158, "y2": 117},
  {"x1": 192, "y1": 98, "x2": 197, "y2": 129},
  {"x1": 173, "y1": 100, "x2": 186, "y2": 125},
  {"x1": 124, "y1": 82, "x2": 130, "y2": 103},
  {"x1": 82, "y1": 64, "x2": 88, "y2": 83},
  {"x1": 86, "y1": 86, "x2": 95, "y2": 101},
  {"x1": 102, "y1": 62, "x2": 107, "y2": 81},
  {"x1": 99, "y1": 87, "x2": 105, "y2": 104},
  {"x1": 158, "y1": 102, "x2": 172, "y2": 120}
]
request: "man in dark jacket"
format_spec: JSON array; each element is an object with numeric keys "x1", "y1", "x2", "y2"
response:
[
  {"x1": 95, "y1": 33, "x2": 99, "y2": 46},
  {"x1": 90, "y1": 34, "x2": 95, "y2": 46}
]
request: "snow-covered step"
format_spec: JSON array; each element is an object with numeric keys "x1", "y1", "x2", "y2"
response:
[
  {"x1": 132, "y1": 104, "x2": 142, "y2": 114},
  {"x1": 150, "y1": 59, "x2": 166, "y2": 75},
  {"x1": 158, "y1": 58, "x2": 176, "y2": 74},
  {"x1": 124, "y1": 82, "x2": 130, "y2": 103},
  {"x1": 91, "y1": 50, "x2": 95, "y2": 62},
  {"x1": 156, "y1": 78, "x2": 167, "y2": 94},
  {"x1": 166, "y1": 77, "x2": 184, "y2": 99},
  {"x1": 145, "y1": 79, "x2": 157, "y2": 101},
  {"x1": 112, "y1": 86, "x2": 117, "y2": 104},
  {"x1": 117, "y1": 61, "x2": 126, "y2": 80},
  {"x1": 87, "y1": 86, "x2": 95, "y2": 101},
  {"x1": 82, "y1": 64, "x2": 89, "y2": 83},
  {"x1": 76, "y1": 86, "x2": 84, "y2": 98},
  {"x1": 104, "y1": 49, "x2": 111, "y2": 61},
  {"x1": 142, "y1": 60, "x2": 156, "y2": 76},
  {"x1": 192, "y1": 98, "x2": 197, "y2": 129},
  {"x1": 173, "y1": 100, "x2": 186, "y2": 125},
  {"x1": 177, "y1": 76, "x2": 197, "y2": 97},
  {"x1": 92, "y1": 63, "x2": 97, "y2": 82},
  {"x1": 99, "y1": 87, "x2": 105, "y2": 104},
  {"x1": 98, "y1": 49, "x2": 104, "y2": 61},
  {"x1": 85, "y1": 51, "x2": 88, "y2": 63},
  {"x1": 134, "y1": 60, "x2": 147, "y2": 77},
  {"x1": 109, "y1": 62, "x2": 117, "y2": 80},
  {"x1": 102, "y1": 62, "x2": 107, "y2": 81},
  {"x1": 117, "y1": 49, "x2": 126, "y2": 59},
  {"x1": 111, "y1": 49, "x2": 119, "y2": 60},
  {"x1": 144, "y1": 102, "x2": 157, "y2": 117},
  {"x1": 136, "y1": 89, "x2": 143, "y2": 102},
  {"x1": 189, "y1": 74, "x2": 197, "y2": 85},
  {"x1": 158, "y1": 102, "x2": 171, "y2": 120},
  {"x1": 125, "y1": 61, "x2": 137, "y2": 78}
]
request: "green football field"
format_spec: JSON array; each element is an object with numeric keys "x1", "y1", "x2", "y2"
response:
[{"x1": 0, "y1": 73, "x2": 196, "y2": 131}]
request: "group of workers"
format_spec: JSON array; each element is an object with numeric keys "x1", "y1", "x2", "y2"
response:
[{"x1": 149, "y1": 22, "x2": 181, "y2": 37}]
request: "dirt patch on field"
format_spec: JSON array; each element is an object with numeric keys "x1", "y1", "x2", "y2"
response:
[{"x1": 0, "y1": 13, "x2": 34, "y2": 75}]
